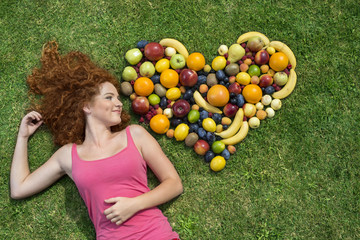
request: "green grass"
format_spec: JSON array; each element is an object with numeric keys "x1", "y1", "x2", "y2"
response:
[{"x1": 1, "y1": 0, "x2": 359, "y2": 239}]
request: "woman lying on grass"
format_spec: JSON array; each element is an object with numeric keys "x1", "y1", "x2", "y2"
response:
[{"x1": 10, "y1": 41, "x2": 183, "y2": 240}]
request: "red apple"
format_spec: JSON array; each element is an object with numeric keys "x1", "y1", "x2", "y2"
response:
[
  {"x1": 223, "y1": 103, "x2": 239, "y2": 118},
  {"x1": 228, "y1": 82, "x2": 241, "y2": 95},
  {"x1": 172, "y1": 99, "x2": 190, "y2": 118},
  {"x1": 179, "y1": 69, "x2": 198, "y2": 87},
  {"x1": 254, "y1": 50, "x2": 270, "y2": 65},
  {"x1": 194, "y1": 139, "x2": 210, "y2": 155},
  {"x1": 259, "y1": 74, "x2": 273, "y2": 88},
  {"x1": 144, "y1": 42, "x2": 164, "y2": 61},
  {"x1": 131, "y1": 96, "x2": 150, "y2": 115}
]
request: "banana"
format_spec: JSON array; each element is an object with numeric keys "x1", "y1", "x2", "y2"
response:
[
  {"x1": 272, "y1": 69, "x2": 297, "y2": 99},
  {"x1": 236, "y1": 31, "x2": 270, "y2": 47},
  {"x1": 220, "y1": 121, "x2": 249, "y2": 146},
  {"x1": 269, "y1": 41, "x2": 296, "y2": 69},
  {"x1": 159, "y1": 38, "x2": 189, "y2": 59},
  {"x1": 193, "y1": 91, "x2": 222, "y2": 114},
  {"x1": 215, "y1": 108, "x2": 243, "y2": 138}
]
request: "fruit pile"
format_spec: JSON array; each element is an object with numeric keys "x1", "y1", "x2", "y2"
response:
[{"x1": 120, "y1": 32, "x2": 297, "y2": 172}]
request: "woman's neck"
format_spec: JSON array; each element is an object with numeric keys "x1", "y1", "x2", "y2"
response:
[{"x1": 82, "y1": 122, "x2": 113, "y2": 147}]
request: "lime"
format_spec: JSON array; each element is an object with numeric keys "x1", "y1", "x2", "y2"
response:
[
  {"x1": 174, "y1": 123, "x2": 189, "y2": 141},
  {"x1": 202, "y1": 118, "x2": 216, "y2": 132},
  {"x1": 248, "y1": 65, "x2": 261, "y2": 77},
  {"x1": 187, "y1": 109, "x2": 200, "y2": 123},
  {"x1": 211, "y1": 141, "x2": 225, "y2": 154},
  {"x1": 210, "y1": 156, "x2": 226, "y2": 172},
  {"x1": 148, "y1": 94, "x2": 161, "y2": 106}
]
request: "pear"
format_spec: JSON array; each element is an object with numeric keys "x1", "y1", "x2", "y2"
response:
[
  {"x1": 227, "y1": 44, "x2": 245, "y2": 63},
  {"x1": 247, "y1": 37, "x2": 264, "y2": 52}
]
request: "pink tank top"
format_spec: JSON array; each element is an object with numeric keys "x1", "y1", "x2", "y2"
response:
[{"x1": 72, "y1": 126, "x2": 179, "y2": 240}]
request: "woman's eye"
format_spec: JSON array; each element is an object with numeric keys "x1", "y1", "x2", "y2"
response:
[{"x1": 106, "y1": 96, "x2": 112, "y2": 100}]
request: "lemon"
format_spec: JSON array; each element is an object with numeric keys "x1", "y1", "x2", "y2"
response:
[
  {"x1": 174, "y1": 123, "x2": 189, "y2": 141},
  {"x1": 166, "y1": 87, "x2": 181, "y2": 101},
  {"x1": 211, "y1": 56, "x2": 227, "y2": 71},
  {"x1": 210, "y1": 156, "x2": 226, "y2": 172},
  {"x1": 236, "y1": 72, "x2": 251, "y2": 85},
  {"x1": 155, "y1": 58, "x2": 170, "y2": 73},
  {"x1": 202, "y1": 118, "x2": 216, "y2": 132}
]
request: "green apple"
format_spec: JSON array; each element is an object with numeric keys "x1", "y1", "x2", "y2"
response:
[
  {"x1": 273, "y1": 72, "x2": 288, "y2": 86},
  {"x1": 125, "y1": 48, "x2": 143, "y2": 65},
  {"x1": 122, "y1": 66, "x2": 138, "y2": 81},
  {"x1": 187, "y1": 109, "x2": 200, "y2": 123},
  {"x1": 139, "y1": 61, "x2": 155, "y2": 78},
  {"x1": 170, "y1": 54, "x2": 186, "y2": 69}
]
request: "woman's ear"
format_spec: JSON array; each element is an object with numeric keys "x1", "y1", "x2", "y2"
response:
[{"x1": 83, "y1": 103, "x2": 91, "y2": 114}]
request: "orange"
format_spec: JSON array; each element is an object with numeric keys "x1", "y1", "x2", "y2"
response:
[
  {"x1": 207, "y1": 84, "x2": 230, "y2": 107},
  {"x1": 134, "y1": 77, "x2": 154, "y2": 96},
  {"x1": 149, "y1": 114, "x2": 170, "y2": 134},
  {"x1": 160, "y1": 69, "x2": 179, "y2": 88},
  {"x1": 187, "y1": 52, "x2": 206, "y2": 71},
  {"x1": 269, "y1": 52, "x2": 288, "y2": 72},
  {"x1": 242, "y1": 84, "x2": 263, "y2": 104}
]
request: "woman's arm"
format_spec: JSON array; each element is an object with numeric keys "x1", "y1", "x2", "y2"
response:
[
  {"x1": 10, "y1": 111, "x2": 66, "y2": 199},
  {"x1": 104, "y1": 125, "x2": 183, "y2": 225}
]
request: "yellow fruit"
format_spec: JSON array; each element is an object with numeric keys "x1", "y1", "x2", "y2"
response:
[
  {"x1": 149, "y1": 114, "x2": 170, "y2": 134},
  {"x1": 210, "y1": 156, "x2": 226, "y2": 172},
  {"x1": 236, "y1": 72, "x2": 251, "y2": 85},
  {"x1": 174, "y1": 123, "x2": 189, "y2": 141},
  {"x1": 155, "y1": 58, "x2": 170, "y2": 73},
  {"x1": 211, "y1": 56, "x2": 227, "y2": 71},
  {"x1": 166, "y1": 87, "x2": 181, "y2": 101},
  {"x1": 266, "y1": 46, "x2": 276, "y2": 55},
  {"x1": 202, "y1": 118, "x2": 216, "y2": 132}
]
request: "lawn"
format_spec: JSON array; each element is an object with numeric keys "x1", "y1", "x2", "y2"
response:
[{"x1": 1, "y1": 0, "x2": 359, "y2": 239}]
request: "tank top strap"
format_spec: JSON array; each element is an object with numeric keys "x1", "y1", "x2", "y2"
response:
[{"x1": 125, "y1": 125, "x2": 136, "y2": 150}]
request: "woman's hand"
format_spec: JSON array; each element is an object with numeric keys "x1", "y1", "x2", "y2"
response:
[
  {"x1": 18, "y1": 111, "x2": 43, "y2": 138},
  {"x1": 104, "y1": 197, "x2": 140, "y2": 225}
]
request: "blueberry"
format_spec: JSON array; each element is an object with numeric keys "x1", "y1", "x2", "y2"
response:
[
  {"x1": 216, "y1": 70, "x2": 226, "y2": 81},
  {"x1": 230, "y1": 98, "x2": 238, "y2": 105},
  {"x1": 212, "y1": 113, "x2": 222, "y2": 124},
  {"x1": 219, "y1": 81, "x2": 225, "y2": 86},
  {"x1": 198, "y1": 75, "x2": 207, "y2": 84},
  {"x1": 197, "y1": 128, "x2": 206, "y2": 139},
  {"x1": 236, "y1": 94, "x2": 245, "y2": 107},
  {"x1": 206, "y1": 132, "x2": 216, "y2": 145},
  {"x1": 171, "y1": 118, "x2": 182, "y2": 127},
  {"x1": 204, "y1": 151, "x2": 215, "y2": 163},
  {"x1": 225, "y1": 82, "x2": 230, "y2": 88},
  {"x1": 189, "y1": 123, "x2": 199, "y2": 133},
  {"x1": 230, "y1": 92, "x2": 236, "y2": 98},
  {"x1": 183, "y1": 89, "x2": 193, "y2": 100},
  {"x1": 136, "y1": 40, "x2": 149, "y2": 49},
  {"x1": 221, "y1": 149, "x2": 230, "y2": 160},
  {"x1": 224, "y1": 77, "x2": 229, "y2": 83},
  {"x1": 264, "y1": 86, "x2": 275, "y2": 95},
  {"x1": 151, "y1": 74, "x2": 160, "y2": 84},
  {"x1": 159, "y1": 97, "x2": 168, "y2": 109},
  {"x1": 222, "y1": 124, "x2": 229, "y2": 130},
  {"x1": 200, "y1": 110, "x2": 209, "y2": 120}
]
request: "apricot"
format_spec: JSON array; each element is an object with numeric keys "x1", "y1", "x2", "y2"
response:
[{"x1": 256, "y1": 109, "x2": 267, "y2": 120}]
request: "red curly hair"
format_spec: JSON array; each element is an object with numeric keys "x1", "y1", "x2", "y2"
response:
[{"x1": 27, "y1": 41, "x2": 130, "y2": 146}]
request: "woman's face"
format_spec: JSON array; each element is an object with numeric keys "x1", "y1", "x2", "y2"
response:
[{"x1": 86, "y1": 82, "x2": 123, "y2": 127}]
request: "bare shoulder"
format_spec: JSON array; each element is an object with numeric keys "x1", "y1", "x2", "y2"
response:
[
  {"x1": 128, "y1": 124, "x2": 154, "y2": 141},
  {"x1": 51, "y1": 143, "x2": 73, "y2": 176}
]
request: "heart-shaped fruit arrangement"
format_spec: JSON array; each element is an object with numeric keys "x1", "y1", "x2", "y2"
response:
[{"x1": 120, "y1": 32, "x2": 297, "y2": 172}]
